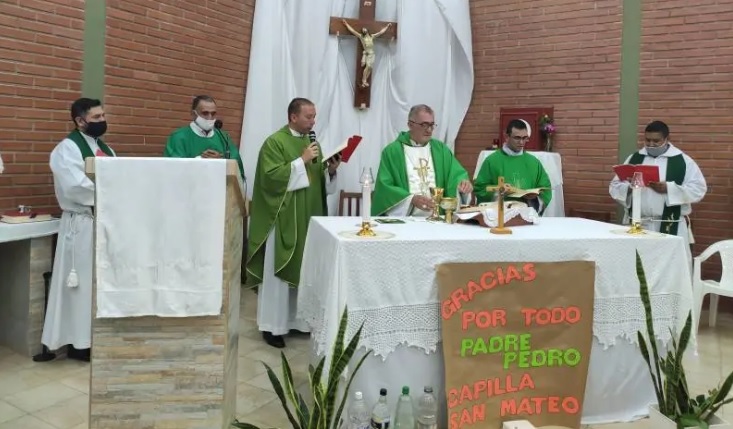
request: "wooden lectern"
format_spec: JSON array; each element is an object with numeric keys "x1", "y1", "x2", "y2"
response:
[{"x1": 84, "y1": 158, "x2": 246, "y2": 429}]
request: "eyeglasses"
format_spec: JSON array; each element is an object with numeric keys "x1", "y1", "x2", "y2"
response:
[{"x1": 409, "y1": 120, "x2": 437, "y2": 130}]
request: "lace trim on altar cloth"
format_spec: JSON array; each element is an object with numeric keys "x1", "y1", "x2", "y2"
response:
[{"x1": 300, "y1": 293, "x2": 683, "y2": 360}]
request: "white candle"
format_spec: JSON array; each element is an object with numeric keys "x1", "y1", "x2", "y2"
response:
[
  {"x1": 631, "y1": 186, "x2": 641, "y2": 224},
  {"x1": 362, "y1": 183, "x2": 371, "y2": 223}
]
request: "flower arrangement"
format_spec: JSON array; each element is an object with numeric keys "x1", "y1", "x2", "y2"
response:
[
  {"x1": 539, "y1": 114, "x2": 556, "y2": 135},
  {"x1": 539, "y1": 114, "x2": 556, "y2": 151}
]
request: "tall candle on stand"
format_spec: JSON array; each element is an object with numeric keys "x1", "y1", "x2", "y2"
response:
[
  {"x1": 362, "y1": 181, "x2": 371, "y2": 224},
  {"x1": 631, "y1": 187, "x2": 641, "y2": 224},
  {"x1": 629, "y1": 171, "x2": 644, "y2": 234},
  {"x1": 356, "y1": 167, "x2": 376, "y2": 237}
]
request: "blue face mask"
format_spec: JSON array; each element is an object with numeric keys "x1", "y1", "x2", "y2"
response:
[{"x1": 645, "y1": 143, "x2": 669, "y2": 157}]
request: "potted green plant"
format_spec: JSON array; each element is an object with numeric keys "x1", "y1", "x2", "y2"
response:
[
  {"x1": 232, "y1": 306, "x2": 371, "y2": 429},
  {"x1": 635, "y1": 251, "x2": 733, "y2": 429}
]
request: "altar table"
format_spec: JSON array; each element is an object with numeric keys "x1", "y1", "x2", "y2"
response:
[
  {"x1": 474, "y1": 150, "x2": 565, "y2": 217},
  {"x1": 297, "y1": 217, "x2": 693, "y2": 425},
  {"x1": 0, "y1": 220, "x2": 59, "y2": 356}
]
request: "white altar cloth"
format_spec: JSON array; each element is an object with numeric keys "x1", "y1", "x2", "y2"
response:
[
  {"x1": 297, "y1": 217, "x2": 694, "y2": 424},
  {"x1": 474, "y1": 150, "x2": 565, "y2": 217},
  {"x1": 0, "y1": 219, "x2": 60, "y2": 244}
]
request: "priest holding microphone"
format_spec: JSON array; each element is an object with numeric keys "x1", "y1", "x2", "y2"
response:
[{"x1": 246, "y1": 97, "x2": 341, "y2": 348}]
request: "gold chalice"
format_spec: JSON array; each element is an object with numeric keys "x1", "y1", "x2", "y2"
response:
[
  {"x1": 440, "y1": 197, "x2": 458, "y2": 224},
  {"x1": 427, "y1": 187, "x2": 444, "y2": 221}
]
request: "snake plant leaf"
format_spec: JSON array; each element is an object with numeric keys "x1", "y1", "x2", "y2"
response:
[
  {"x1": 231, "y1": 420, "x2": 268, "y2": 429},
  {"x1": 679, "y1": 414, "x2": 708, "y2": 429},
  {"x1": 325, "y1": 323, "x2": 365, "y2": 426},
  {"x1": 263, "y1": 362, "x2": 302, "y2": 429},
  {"x1": 327, "y1": 306, "x2": 349, "y2": 384},
  {"x1": 637, "y1": 330, "x2": 664, "y2": 408},
  {"x1": 636, "y1": 251, "x2": 666, "y2": 411},
  {"x1": 333, "y1": 349, "x2": 372, "y2": 429},
  {"x1": 297, "y1": 393, "x2": 310, "y2": 429}
]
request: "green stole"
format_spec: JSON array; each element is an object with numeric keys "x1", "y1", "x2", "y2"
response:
[
  {"x1": 67, "y1": 129, "x2": 114, "y2": 159},
  {"x1": 371, "y1": 132, "x2": 468, "y2": 216},
  {"x1": 628, "y1": 151, "x2": 685, "y2": 235}
]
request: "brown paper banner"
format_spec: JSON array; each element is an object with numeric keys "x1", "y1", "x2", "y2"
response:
[{"x1": 437, "y1": 261, "x2": 595, "y2": 429}]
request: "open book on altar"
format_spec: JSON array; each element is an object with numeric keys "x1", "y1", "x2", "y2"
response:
[
  {"x1": 612, "y1": 164, "x2": 660, "y2": 185},
  {"x1": 507, "y1": 187, "x2": 547, "y2": 198},
  {"x1": 322, "y1": 135, "x2": 363, "y2": 163}
]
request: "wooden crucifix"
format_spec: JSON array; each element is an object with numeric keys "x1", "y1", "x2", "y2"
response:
[{"x1": 329, "y1": 0, "x2": 398, "y2": 110}]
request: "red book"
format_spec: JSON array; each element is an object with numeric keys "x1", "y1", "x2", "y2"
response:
[
  {"x1": 1, "y1": 209, "x2": 54, "y2": 224},
  {"x1": 612, "y1": 164, "x2": 660, "y2": 185},
  {"x1": 322, "y1": 135, "x2": 363, "y2": 163}
]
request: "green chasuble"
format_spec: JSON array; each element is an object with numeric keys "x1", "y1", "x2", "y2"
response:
[
  {"x1": 474, "y1": 150, "x2": 552, "y2": 212},
  {"x1": 627, "y1": 151, "x2": 686, "y2": 235},
  {"x1": 163, "y1": 125, "x2": 245, "y2": 179},
  {"x1": 371, "y1": 132, "x2": 469, "y2": 216},
  {"x1": 245, "y1": 126, "x2": 328, "y2": 287}
]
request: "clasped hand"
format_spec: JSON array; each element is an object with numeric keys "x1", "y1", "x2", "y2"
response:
[{"x1": 201, "y1": 149, "x2": 223, "y2": 159}]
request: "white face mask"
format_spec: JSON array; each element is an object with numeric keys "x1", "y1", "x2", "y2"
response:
[
  {"x1": 194, "y1": 114, "x2": 216, "y2": 132},
  {"x1": 645, "y1": 142, "x2": 669, "y2": 157}
]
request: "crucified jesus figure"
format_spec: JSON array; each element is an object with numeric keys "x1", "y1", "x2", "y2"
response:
[{"x1": 342, "y1": 19, "x2": 392, "y2": 88}]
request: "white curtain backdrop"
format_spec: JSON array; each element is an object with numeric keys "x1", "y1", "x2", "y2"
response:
[{"x1": 239, "y1": 0, "x2": 474, "y2": 212}]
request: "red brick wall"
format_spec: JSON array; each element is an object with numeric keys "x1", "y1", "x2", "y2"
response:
[
  {"x1": 0, "y1": 0, "x2": 256, "y2": 212},
  {"x1": 105, "y1": 0, "x2": 255, "y2": 156},
  {"x1": 638, "y1": 0, "x2": 733, "y2": 263},
  {"x1": 460, "y1": 0, "x2": 623, "y2": 218},
  {"x1": 0, "y1": 0, "x2": 84, "y2": 211}
]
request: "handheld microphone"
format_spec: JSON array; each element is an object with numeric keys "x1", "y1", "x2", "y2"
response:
[{"x1": 308, "y1": 130, "x2": 317, "y2": 164}]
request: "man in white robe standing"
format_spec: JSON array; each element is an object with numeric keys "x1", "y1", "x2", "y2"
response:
[
  {"x1": 246, "y1": 98, "x2": 340, "y2": 348},
  {"x1": 41, "y1": 98, "x2": 115, "y2": 361},
  {"x1": 609, "y1": 120, "x2": 706, "y2": 260}
]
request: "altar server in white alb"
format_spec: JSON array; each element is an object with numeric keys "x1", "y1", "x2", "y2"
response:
[
  {"x1": 609, "y1": 120, "x2": 706, "y2": 250},
  {"x1": 41, "y1": 98, "x2": 116, "y2": 362}
]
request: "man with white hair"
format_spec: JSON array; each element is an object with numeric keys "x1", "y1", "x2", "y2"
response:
[
  {"x1": 371, "y1": 104, "x2": 472, "y2": 216},
  {"x1": 474, "y1": 118, "x2": 553, "y2": 214}
]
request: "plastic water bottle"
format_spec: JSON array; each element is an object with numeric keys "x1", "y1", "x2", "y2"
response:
[
  {"x1": 348, "y1": 391, "x2": 370, "y2": 429},
  {"x1": 393, "y1": 386, "x2": 415, "y2": 429},
  {"x1": 370, "y1": 388, "x2": 391, "y2": 428},
  {"x1": 416, "y1": 386, "x2": 438, "y2": 429}
]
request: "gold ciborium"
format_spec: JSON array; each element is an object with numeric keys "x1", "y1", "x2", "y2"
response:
[
  {"x1": 427, "y1": 187, "x2": 444, "y2": 222},
  {"x1": 440, "y1": 197, "x2": 458, "y2": 224}
]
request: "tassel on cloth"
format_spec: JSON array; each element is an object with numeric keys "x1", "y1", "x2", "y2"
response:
[{"x1": 66, "y1": 269, "x2": 79, "y2": 288}]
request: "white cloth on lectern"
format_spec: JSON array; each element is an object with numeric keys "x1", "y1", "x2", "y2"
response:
[
  {"x1": 257, "y1": 157, "x2": 338, "y2": 335},
  {"x1": 94, "y1": 157, "x2": 226, "y2": 318}
]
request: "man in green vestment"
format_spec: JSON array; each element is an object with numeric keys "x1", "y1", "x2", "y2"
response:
[
  {"x1": 246, "y1": 98, "x2": 341, "y2": 348},
  {"x1": 474, "y1": 119, "x2": 552, "y2": 214},
  {"x1": 371, "y1": 104, "x2": 473, "y2": 216},
  {"x1": 163, "y1": 95, "x2": 245, "y2": 180}
]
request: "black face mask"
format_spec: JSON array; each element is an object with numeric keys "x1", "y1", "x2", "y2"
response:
[{"x1": 84, "y1": 120, "x2": 107, "y2": 138}]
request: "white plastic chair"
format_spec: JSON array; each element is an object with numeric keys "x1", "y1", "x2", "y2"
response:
[{"x1": 693, "y1": 239, "x2": 733, "y2": 331}]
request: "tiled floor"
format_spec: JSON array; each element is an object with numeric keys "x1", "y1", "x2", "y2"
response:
[{"x1": 1, "y1": 288, "x2": 731, "y2": 428}]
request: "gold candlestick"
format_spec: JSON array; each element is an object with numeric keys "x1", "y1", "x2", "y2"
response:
[
  {"x1": 356, "y1": 220, "x2": 376, "y2": 237},
  {"x1": 427, "y1": 187, "x2": 444, "y2": 221},
  {"x1": 485, "y1": 177, "x2": 512, "y2": 235},
  {"x1": 627, "y1": 221, "x2": 644, "y2": 235}
]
